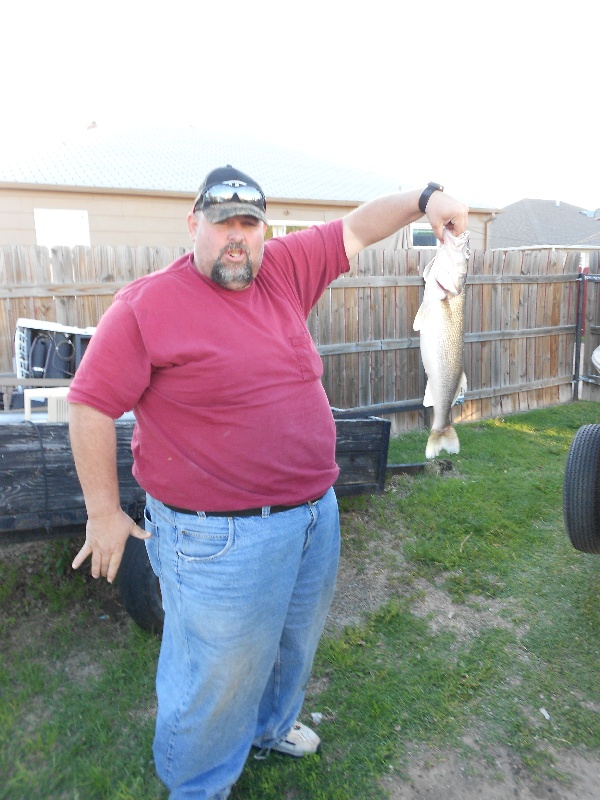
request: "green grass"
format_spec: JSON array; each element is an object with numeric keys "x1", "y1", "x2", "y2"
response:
[{"x1": 1, "y1": 401, "x2": 600, "y2": 798}]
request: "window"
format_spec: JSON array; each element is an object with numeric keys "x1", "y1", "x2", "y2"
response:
[
  {"x1": 411, "y1": 223, "x2": 438, "y2": 248},
  {"x1": 34, "y1": 209, "x2": 90, "y2": 249},
  {"x1": 266, "y1": 222, "x2": 315, "y2": 240}
]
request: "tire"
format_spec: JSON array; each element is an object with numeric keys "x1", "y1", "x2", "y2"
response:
[
  {"x1": 118, "y1": 533, "x2": 164, "y2": 633},
  {"x1": 563, "y1": 424, "x2": 600, "y2": 554}
]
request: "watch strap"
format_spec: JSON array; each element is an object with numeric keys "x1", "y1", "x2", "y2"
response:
[{"x1": 418, "y1": 182, "x2": 444, "y2": 214}]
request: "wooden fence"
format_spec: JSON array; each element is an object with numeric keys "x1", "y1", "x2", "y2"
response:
[{"x1": 1, "y1": 243, "x2": 597, "y2": 433}]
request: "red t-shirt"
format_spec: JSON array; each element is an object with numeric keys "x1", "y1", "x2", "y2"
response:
[{"x1": 68, "y1": 220, "x2": 350, "y2": 510}]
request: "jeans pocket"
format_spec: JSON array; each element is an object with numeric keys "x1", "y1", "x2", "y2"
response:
[
  {"x1": 144, "y1": 508, "x2": 161, "y2": 577},
  {"x1": 144, "y1": 508, "x2": 158, "y2": 536},
  {"x1": 177, "y1": 520, "x2": 234, "y2": 562}
]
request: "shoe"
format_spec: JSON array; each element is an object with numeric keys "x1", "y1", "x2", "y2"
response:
[{"x1": 271, "y1": 722, "x2": 321, "y2": 757}]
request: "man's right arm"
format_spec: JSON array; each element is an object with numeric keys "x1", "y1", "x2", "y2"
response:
[{"x1": 69, "y1": 402, "x2": 149, "y2": 584}]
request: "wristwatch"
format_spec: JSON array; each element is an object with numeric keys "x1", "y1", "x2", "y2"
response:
[{"x1": 418, "y1": 182, "x2": 444, "y2": 214}]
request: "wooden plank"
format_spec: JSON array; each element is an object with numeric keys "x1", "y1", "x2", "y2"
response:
[
  {"x1": 488, "y1": 249, "x2": 506, "y2": 414},
  {"x1": 513, "y1": 251, "x2": 530, "y2": 411},
  {"x1": 343, "y1": 274, "x2": 359, "y2": 408},
  {"x1": 499, "y1": 262, "x2": 515, "y2": 415},
  {"x1": 327, "y1": 280, "x2": 343, "y2": 409},
  {"x1": 479, "y1": 249, "x2": 493, "y2": 419},
  {"x1": 370, "y1": 255, "x2": 385, "y2": 407},
  {"x1": 406, "y1": 249, "x2": 424, "y2": 423},
  {"x1": 520, "y1": 250, "x2": 536, "y2": 409},
  {"x1": 547, "y1": 251, "x2": 563, "y2": 400},
  {"x1": 50, "y1": 247, "x2": 78, "y2": 326},
  {"x1": 357, "y1": 250, "x2": 373, "y2": 407},
  {"x1": 323, "y1": 272, "x2": 579, "y2": 289},
  {"x1": 2, "y1": 271, "x2": 578, "y2": 300},
  {"x1": 0, "y1": 248, "x2": 12, "y2": 373},
  {"x1": 533, "y1": 250, "x2": 549, "y2": 407},
  {"x1": 505, "y1": 251, "x2": 521, "y2": 413},
  {"x1": 463, "y1": 374, "x2": 573, "y2": 400},
  {"x1": 382, "y1": 248, "x2": 397, "y2": 405},
  {"x1": 467, "y1": 249, "x2": 484, "y2": 421},
  {"x1": 0, "y1": 421, "x2": 141, "y2": 528}
]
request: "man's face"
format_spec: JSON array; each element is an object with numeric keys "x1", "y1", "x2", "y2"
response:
[{"x1": 187, "y1": 211, "x2": 267, "y2": 291}]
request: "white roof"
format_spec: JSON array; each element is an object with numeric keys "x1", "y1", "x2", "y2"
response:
[{"x1": 0, "y1": 125, "x2": 402, "y2": 203}]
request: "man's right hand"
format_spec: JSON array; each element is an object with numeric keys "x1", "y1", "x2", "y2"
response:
[{"x1": 72, "y1": 508, "x2": 150, "y2": 584}]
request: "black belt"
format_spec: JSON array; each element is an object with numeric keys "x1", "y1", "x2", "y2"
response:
[{"x1": 162, "y1": 493, "x2": 326, "y2": 518}]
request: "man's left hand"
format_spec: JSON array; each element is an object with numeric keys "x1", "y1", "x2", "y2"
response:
[{"x1": 426, "y1": 192, "x2": 469, "y2": 241}]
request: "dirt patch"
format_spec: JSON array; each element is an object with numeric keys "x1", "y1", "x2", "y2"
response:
[
  {"x1": 326, "y1": 546, "x2": 394, "y2": 632},
  {"x1": 380, "y1": 745, "x2": 600, "y2": 799},
  {"x1": 409, "y1": 578, "x2": 528, "y2": 643}
]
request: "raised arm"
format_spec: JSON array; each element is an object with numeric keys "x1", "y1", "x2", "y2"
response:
[
  {"x1": 342, "y1": 187, "x2": 469, "y2": 259},
  {"x1": 69, "y1": 402, "x2": 149, "y2": 583}
]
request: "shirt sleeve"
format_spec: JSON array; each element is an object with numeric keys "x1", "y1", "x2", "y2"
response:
[
  {"x1": 263, "y1": 219, "x2": 350, "y2": 317},
  {"x1": 67, "y1": 297, "x2": 152, "y2": 418}
]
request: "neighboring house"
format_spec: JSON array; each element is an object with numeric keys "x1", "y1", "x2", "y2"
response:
[
  {"x1": 490, "y1": 199, "x2": 600, "y2": 249},
  {"x1": 0, "y1": 125, "x2": 497, "y2": 250}
]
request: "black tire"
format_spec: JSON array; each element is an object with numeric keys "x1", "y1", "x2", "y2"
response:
[
  {"x1": 563, "y1": 424, "x2": 600, "y2": 554},
  {"x1": 118, "y1": 534, "x2": 164, "y2": 633}
]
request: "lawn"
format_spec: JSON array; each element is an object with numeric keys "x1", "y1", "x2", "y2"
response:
[{"x1": 1, "y1": 401, "x2": 599, "y2": 799}]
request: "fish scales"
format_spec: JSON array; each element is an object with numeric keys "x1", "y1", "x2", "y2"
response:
[{"x1": 413, "y1": 229, "x2": 470, "y2": 459}]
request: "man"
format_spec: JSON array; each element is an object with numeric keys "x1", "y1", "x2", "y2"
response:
[{"x1": 68, "y1": 166, "x2": 468, "y2": 799}]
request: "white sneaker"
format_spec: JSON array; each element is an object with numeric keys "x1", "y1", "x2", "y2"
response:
[{"x1": 271, "y1": 722, "x2": 321, "y2": 757}]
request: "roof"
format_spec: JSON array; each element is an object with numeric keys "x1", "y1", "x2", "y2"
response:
[
  {"x1": 490, "y1": 199, "x2": 600, "y2": 248},
  {"x1": 0, "y1": 125, "x2": 403, "y2": 204}
]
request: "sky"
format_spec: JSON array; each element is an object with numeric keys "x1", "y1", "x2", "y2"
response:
[{"x1": 1, "y1": 1, "x2": 597, "y2": 210}]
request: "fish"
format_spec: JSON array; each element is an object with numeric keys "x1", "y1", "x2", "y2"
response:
[{"x1": 413, "y1": 229, "x2": 470, "y2": 459}]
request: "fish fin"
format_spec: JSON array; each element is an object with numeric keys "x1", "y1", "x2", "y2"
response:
[
  {"x1": 452, "y1": 372, "x2": 468, "y2": 406},
  {"x1": 426, "y1": 426, "x2": 460, "y2": 459},
  {"x1": 413, "y1": 302, "x2": 429, "y2": 331},
  {"x1": 423, "y1": 380, "x2": 434, "y2": 408},
  {"x1": 422, "y1": 256, "x2": 436, "y2": 280}
]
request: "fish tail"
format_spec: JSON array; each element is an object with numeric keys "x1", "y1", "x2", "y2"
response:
[{"x1": 425, "y1": 425, "x2": 460, "y2": 459}]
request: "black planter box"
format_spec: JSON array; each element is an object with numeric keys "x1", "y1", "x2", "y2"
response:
[{"x1": 0, "y1": 413, "x2": 391, "y2": 542}]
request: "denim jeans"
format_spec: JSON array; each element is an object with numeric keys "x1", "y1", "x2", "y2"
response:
[{"x1": 144, "y1": 488, "x2": 340, "y2": 800}]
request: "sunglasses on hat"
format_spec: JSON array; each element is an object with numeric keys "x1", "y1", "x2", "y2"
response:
[{"x1": 194, "y1": 182, "x2": 266, "y2": 213}]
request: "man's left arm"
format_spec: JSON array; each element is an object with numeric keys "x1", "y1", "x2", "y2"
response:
[{"x1": 342, "y1": 188, "x2": 469, "y2": 260}]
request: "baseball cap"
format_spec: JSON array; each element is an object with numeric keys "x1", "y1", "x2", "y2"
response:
[{"x1": 193, "y1": 165, "x2": 268, "y2": 224}]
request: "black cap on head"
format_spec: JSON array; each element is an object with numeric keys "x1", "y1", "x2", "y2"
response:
[{"x1": 193, "y1": 165, "x2": 268, "y2": 224}]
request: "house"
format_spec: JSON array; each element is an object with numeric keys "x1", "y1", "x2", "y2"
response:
[
  {"x1": 0, "y1": 125, "x2": 497, "y2": 250},
  {"x1": 489, "y1": 199, "x2": 600, "y2": 249}
]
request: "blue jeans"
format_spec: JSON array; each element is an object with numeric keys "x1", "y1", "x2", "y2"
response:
[{"x1": 144, "y1": 488, "x2": 340, "y2": 800}]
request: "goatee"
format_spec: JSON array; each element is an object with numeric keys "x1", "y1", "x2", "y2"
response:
[{"x1": 211, "y1": 245, "x2": 254, "y2": 289}]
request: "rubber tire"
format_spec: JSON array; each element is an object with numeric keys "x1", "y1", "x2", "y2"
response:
[
  {"x1": 118, "y1": 533, "x2": 164, "y2": 633},
  {"x1": 563, "y1": 424, "x2": 600, "y2": 554}
]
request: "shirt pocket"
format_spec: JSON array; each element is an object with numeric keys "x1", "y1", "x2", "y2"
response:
[{"x1": 289, "y1": 332, "x2": 323, "y2": 381}]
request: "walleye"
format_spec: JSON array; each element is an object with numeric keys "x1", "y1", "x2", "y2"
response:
[{"x1": 413, "y1": 229, "x2": 470, "y2": 459}]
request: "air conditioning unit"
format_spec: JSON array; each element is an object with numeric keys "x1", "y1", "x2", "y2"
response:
[{"x1": 15, "y1": 318, "x2": 95, "y2": 380}]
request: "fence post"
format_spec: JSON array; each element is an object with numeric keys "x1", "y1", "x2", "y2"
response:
[{"x1": 573, "y1": 272, "x2": 585, "y2": 401}]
